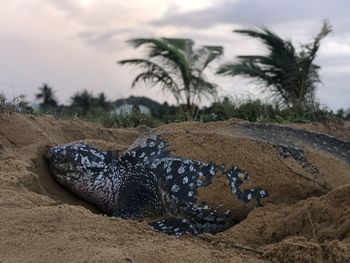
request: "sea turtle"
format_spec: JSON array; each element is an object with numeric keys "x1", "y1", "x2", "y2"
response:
[{"x1": 45, "y1": 132, "x2": 268, "y2": 236}]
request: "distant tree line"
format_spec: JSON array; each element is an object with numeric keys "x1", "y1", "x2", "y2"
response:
[
  {"x1": 33, "y1": 83, "x2": 181, "y2": 125},
  {"x1": 31, "y1": 82, "x2": 350, "y2": 128},
  {"x1": 34, "y1": 84, "x2": 113, "y2": 119}
]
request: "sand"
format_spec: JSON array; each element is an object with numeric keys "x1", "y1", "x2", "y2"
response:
[{"x1": 0, "y1": 113, "x2": 349, "y2": 262}]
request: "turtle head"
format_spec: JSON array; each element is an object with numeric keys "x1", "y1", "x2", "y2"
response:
[{"x1": 45, "y1": 142, "x2": 114, "y2": 211}]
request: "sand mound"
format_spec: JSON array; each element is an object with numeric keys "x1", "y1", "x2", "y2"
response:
[
  {"x1": 0, "y1": 113, "x2": 349, "y2": 262},
  {"x1": 262, "y1": 237, "x2": 349, "y2": 263},
  {"x1": 219, "y1": 184, "x2": 350, "y2": 246}
]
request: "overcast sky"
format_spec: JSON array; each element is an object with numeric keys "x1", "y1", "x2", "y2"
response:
[{"x1": 0, "y1": 0, "x2": 349, "y2": 110}]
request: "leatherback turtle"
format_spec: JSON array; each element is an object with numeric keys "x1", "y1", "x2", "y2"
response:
[{"x1": 45, "y1": 133, "x2": 268, "y2": 236}]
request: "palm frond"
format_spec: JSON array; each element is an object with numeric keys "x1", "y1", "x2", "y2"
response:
[
  {"x1": 127, "y1": 38, "x2": 191, "y2": 85},
  {"x1": 190, "y1": 75, "x2": 218, "y2": 104},
  {"x1": 118, "y1": 58, "x2": 181, "y2": 103},
  {"x1": 191, "y1": 46, "x2": 223, "y2": 72}
]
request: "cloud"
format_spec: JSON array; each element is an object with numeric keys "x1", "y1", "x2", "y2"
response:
[
  {"x1": 75, "y1": 30, "x2": 125, "y2": 52},
  {"x1": 154, "y1": 0, "x2": 349, "y2": 30},
  {"x1": 75, "y1": 26, "x2": 160, "y2": 52},
  {"x1": 320, "y1": 37, "x2": 350, "y2": 57},
  {"x1": 47, "y1": 0, "x2": 168, "y2": 28}
]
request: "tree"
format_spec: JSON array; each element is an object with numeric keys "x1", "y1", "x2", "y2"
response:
[
  {"x1": 96, "y1": 92, "x2": 111, "y2": 111},
  {"x1": 337, "y1": 108, "x2": 350, "y2": 120},
  {"x1": 118, "y1": 38, "x2": 223, "y2": 116},
  {"x1": 36, "y1": 83, "x2": 58, "y2": 110},
  {"x1": 217, "y1": 21, "x2": 332, "y2": 110},
  {"x1": 70, "y1": 90, "x2": 93, "y2": 116}
]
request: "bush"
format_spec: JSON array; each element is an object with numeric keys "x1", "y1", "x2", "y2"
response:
[
  {"x1": 101, "y1": 112, "x2": 160, "y2": 128},
  {"x1": 200, "y1": 97, "x2": 338, "y2": 124},
  {"x1": 0, "y1": 94, "x2": 34, "y2": 114}
]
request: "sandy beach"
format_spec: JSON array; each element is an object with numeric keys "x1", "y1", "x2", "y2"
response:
[{"x1": 0, "y1": 113, "x2": 349, "y2": 262}]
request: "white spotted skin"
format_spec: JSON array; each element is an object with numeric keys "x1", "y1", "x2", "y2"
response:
[
  {"x1": 171, "y1": 184, "x2": 180, "y2": 193},
  {"x1": 183, "y1": 176, "x2": 189, "y2": 184},
  {"x1": 140, "y1": 141, "x2": 148, "y2": 148},
  {"x1": 209, "y1": 166, "x2": 215, "y2": 175},
  {"x1": 165, "y1": 175, "x2": 173, "y2": 181},
  {"x1": 178, "y1": 164, "x2": 185, "y2": 174},
  {"x1": 158, "y1": 142, "x2": 164, "y2": 149},
  {"x1": 151, "y1": 159, "x2": 161, "y2": 169}
]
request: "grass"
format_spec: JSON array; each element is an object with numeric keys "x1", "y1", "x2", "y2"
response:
[
  {"x1": 0, "y1": 94, "x2": 34, "y2": 115},
  {"x1": 201, "y1": 98, "x2": 338, "y2": 124},
  {"x1": 101, "y1": 112, "x2": 160, "y2": 128}
]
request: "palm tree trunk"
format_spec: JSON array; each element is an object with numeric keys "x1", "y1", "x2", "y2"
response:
[{"x1": 184, "y1": 83, "x2": 192, "y2": 115}]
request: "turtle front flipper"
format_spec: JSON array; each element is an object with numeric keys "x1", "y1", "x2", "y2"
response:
[
  {"x1": 178, "y1": 202, "x2": 237, "y2": 235},
  {"x1": 150, "y1": 217, "x2": 199, "y2": 236},
  {"x1": 150, "y1": 203, "x2": 237, "y2": 236},
  {"x1": 224, "y1": 167, "x2": 269, "y2": 206}
]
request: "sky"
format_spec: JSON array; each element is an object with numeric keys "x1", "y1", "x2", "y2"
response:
[{"x1": 0, "y1": 0, "x2": 349, "y2": 110}]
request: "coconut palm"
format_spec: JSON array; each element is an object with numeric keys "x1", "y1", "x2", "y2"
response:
[
  {"x1": 36, "y1": 83, "x2": 58, "y2": 110},
  {"x1": 217, "y1": 21, "x2": 332, "y2": 110},
  {"x1": 118, "y1": 38, "x2": 223, "y2": 116}
]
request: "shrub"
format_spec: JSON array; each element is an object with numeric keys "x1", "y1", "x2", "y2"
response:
[
  {"x1": 201, "y1": 97, "x2": 338, "y2": 123},
  {"x1": 101, "y1": 112, "x2": 159, "y2": 128},
  {"x1": 0, "y1": 94, "x2": 34, "y2": 114}
]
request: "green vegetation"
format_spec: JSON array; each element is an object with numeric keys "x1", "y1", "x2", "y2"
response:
[
  {"x1": 217, "y1": 21, "x2": 332, "y2": 111},
  {"x1": 2, "y1": 91, "x2": 347, "y2": 129},
  {"x1": 0, "y1": 94, "x2": 33, "y2": 115},
  {"x1": 101, "y1": 112, "x2": 159, "y2": 128},
  {"x1": 36, "y1": 83, "x2": 58, "y2": 111},
  {"x1": 70, "y1": 90, "x2": 112, "y2": 118},
  {"x1": 201, "y1": 97, "x2": 337, "y2": 123},
  {"x1": 336, "y1": 108, "x2": 350, "y2": 120},
  {"x1": 119, "y1": 38, "x2": 223, "y2": 117}
]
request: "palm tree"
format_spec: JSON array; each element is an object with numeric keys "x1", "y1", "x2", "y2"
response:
[
  {"x1": 36, "y1": 83, "x2": 58, "y2": 110},
  {"x1": 118, "y1": 38, "x2": 223, "y2": 116},
  {"x1": 217, "y1": 21, "x2": 332, "y2": 110}
]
